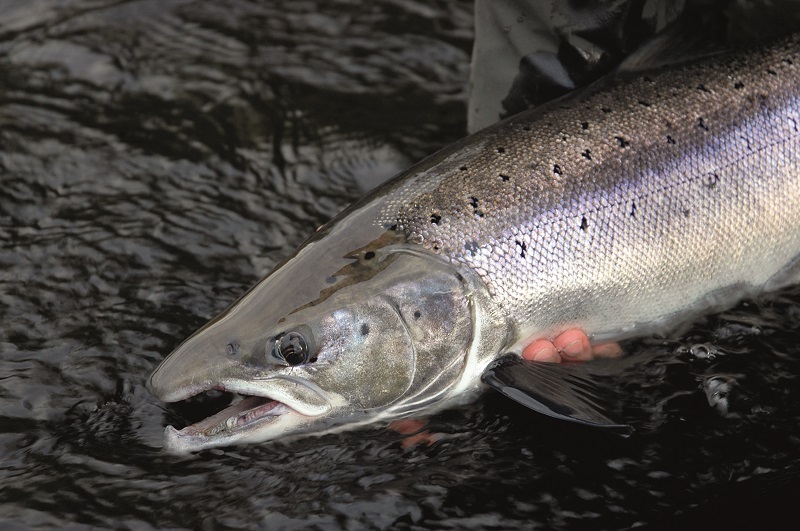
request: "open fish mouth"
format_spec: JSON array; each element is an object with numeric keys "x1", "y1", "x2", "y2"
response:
[
  {"x1": 169, "y1": 392, "x2": 293, "y2": 438},
  {"x1": 155, "y1": 379, "x2": 334, "y2": 453}
]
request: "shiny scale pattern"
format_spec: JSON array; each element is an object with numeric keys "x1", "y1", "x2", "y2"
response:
[{"x1": 391, "y1": 34, "x2": 800, "y2": 340}]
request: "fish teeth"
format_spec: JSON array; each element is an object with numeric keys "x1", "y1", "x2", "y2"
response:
[
  {"x1": 204, "y1": 416, "x2": 237, "y2": 436},
  {"x1": 201, "y1": 401, "x2": 280, "y2": 436}
]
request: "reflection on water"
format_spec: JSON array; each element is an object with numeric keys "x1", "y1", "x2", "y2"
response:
[{"x1": 1, "y1": 1, "x2": 799, "y2": 528}]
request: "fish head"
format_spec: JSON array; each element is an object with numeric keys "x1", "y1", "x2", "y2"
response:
[{"x1": 147, "y1": 229, "x2": 489, "y2": 453}]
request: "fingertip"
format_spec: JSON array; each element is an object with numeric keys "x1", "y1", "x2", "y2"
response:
[
  {"x1": 534, "y1": 347, "x2": 561, "y2": 363},
  {"x1": 554, "y1": 330, "x2": 591, "y2": 361},
  {"x1": 591, "y1": 342, "x2": 624, "y2": 358},
  {"x1": 522, "y1": 339, "x2": 561, "y2": 363},
  {"x1": 389, "y1": 418, "x2": 427, "y2": 435}
]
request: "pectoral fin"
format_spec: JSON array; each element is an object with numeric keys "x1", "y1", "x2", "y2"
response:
[{"x1": 481, "y1": 354, "x2": 631, "y2": 431}]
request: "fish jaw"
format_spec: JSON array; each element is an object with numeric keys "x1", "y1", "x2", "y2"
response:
[
  {"x1": 163, "y1": 397, "x2": 295, "y2": 454},
  {"x1": 150, "y1": 374, "x2": 338, "y2": 454}
]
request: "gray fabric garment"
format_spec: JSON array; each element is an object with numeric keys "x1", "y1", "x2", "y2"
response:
[
  {"x1": 465, "y1": 0, "x2": 800, "y2": 133},
  {"x1": 467, "y1": 0, "x2": 686, "y2": 132}
]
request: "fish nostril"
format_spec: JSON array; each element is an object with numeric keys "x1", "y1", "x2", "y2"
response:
[{"x1": 226, "y1": 341, "x2": 240, "y2": 356}]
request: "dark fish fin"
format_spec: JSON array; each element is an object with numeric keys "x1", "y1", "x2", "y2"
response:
[{"x1": 481, "y1": 354, "x2": 631, "y2": 431}]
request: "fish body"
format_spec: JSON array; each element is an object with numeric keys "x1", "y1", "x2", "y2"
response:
[{"x1": 148, "y1": 33, "x2": 800, "y2": 452}]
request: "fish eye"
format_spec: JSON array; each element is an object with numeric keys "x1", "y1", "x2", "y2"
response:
[{"x1": 270, "y1": 331, "x2": 310, "y2": 366}]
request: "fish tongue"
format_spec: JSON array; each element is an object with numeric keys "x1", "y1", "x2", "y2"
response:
[{"x1": 183, "y1": 395, "x2": 273, "y2": 434}]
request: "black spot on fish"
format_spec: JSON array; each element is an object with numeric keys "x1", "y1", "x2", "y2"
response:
[
  {"x1": 496, "y1": 147, "x2": 505, "y2": 154},
  {"x1": 464, "y1": 240, "x2": 479, "y2": 255},
  {"x1": 643, "y1": 76, "x2": 654, "y2": 83},
  {"x1": 278, "y1": 317, "x2": 286, "y2": 324},
  {"x1": 432, "y1": 244, "x2": 440, "y2": 252},
  {"x1": 734, "y1": 81, "x2": 744, "y2": 89},
  {"x1": 364, "y1": 251, "x2": 376, "y2": 260},
  {"x1": 601, "y1": 106, "x2": 612, "y2": 113},
  {"x1": 360, "y1": 323, "x2": 370, "y2": 336},
  {"x1": 499, "y1": 173, "x2": 510, "y2": 182},
  {"x1": 683, "y1": 208, "x2": 691, "y2": 218},
  {"x1": 630, "y1": 201, "x2": 637, "y2": 218},
  {"x1": 696, "y1": 84, "x2": 711, "y2": 93},
  {"x1": 226, "y1": 341, "x2": 240, "y2": 356},
  {"x1": 582, "y1": 149, "x2": 592, "y2": 161},
  {"x1": 615, "y1": 136, "x2": 630, "y2": 148},
  {"x1": 326, "y1": 276, "x2": 337, "y2": 284},
  {"x1": 705, "y1": 173, "x2": 719, "y2": 189},
  {"x1": 515, "y1": 239, "x2": 527, "y2": 258},
  {"x1": 783, "y1": 58, "x2": 793, "y2": 65},
  {"x1": 740, "y1": 135, "x2": 752, "y2": 150},
  {"x1": 580, "y1": 216, "x2": 588, "y2": 231},
  {"x1": 791, "y1": 117, "x2": 799, "y2": 133},
  {"x1": 413, "y1": 310, "x2": 421, "y2": 320},
  {"x1": 561, "y1": 135, "x2": 568, "y2": 142},
  {"x1": 523, "y1": 126, "x2": 531, "y2": 132},
  {"x1": 581, "y1": 121, "x2": 589, "y2": 130},
  {"x1": 460, "y1": 165, "x2": 467, "y2": 172},
  {"x1": 469, "y1": 196, "x2": 479, "y2": 210},
  {"x1": 666, "y1": 135, "x2": 675, "y2": 144},
  {"x1": 553, "y1": 164, "x2": 562, "y2": 175},
  {"x1": 767, "y1": 68, "x2": 777, "y2": 76},
  {"x1": 387, "y1": 223, "x2": 398, "y2": 231},
  {"x1": 638, "y1": 100, "x2": 651, "y2": 107},
  {"x1": 430, "y1": 213, "x2": 441, "y2": 225},
  {"x1": 698, "y1": 117, "x2": 709, "y2": 131}
]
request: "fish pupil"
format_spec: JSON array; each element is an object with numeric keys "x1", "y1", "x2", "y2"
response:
[{"x1": 274, "y1": 332, "x2": 309, "y2": 365}]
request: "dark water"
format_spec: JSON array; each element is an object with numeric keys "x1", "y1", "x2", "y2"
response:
[{"x1": 2, "y1": 1, "x2": 800, "y2": 529}]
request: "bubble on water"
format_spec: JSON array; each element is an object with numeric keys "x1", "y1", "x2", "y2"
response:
[
  {"x1": 704, "y1": 375, "x2": 737, "y2": 417},
  {"x1": 689, "y1": 343, "x2": 721, "y2": 360}
]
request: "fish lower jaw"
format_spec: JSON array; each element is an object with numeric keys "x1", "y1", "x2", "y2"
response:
[{"x1": 162, "y1": 395, "x2": 309, "y2": 453}]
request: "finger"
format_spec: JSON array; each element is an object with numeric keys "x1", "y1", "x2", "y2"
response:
[
  {"x1": 591, "y1": 342, "x2": 624, "y2": 358},
  {"x1": 521, "y1": 339, "x2": 561, "y2": 363},
  {"x1": 553, "y1": 329, "x2": 592, "y2": 362}
]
